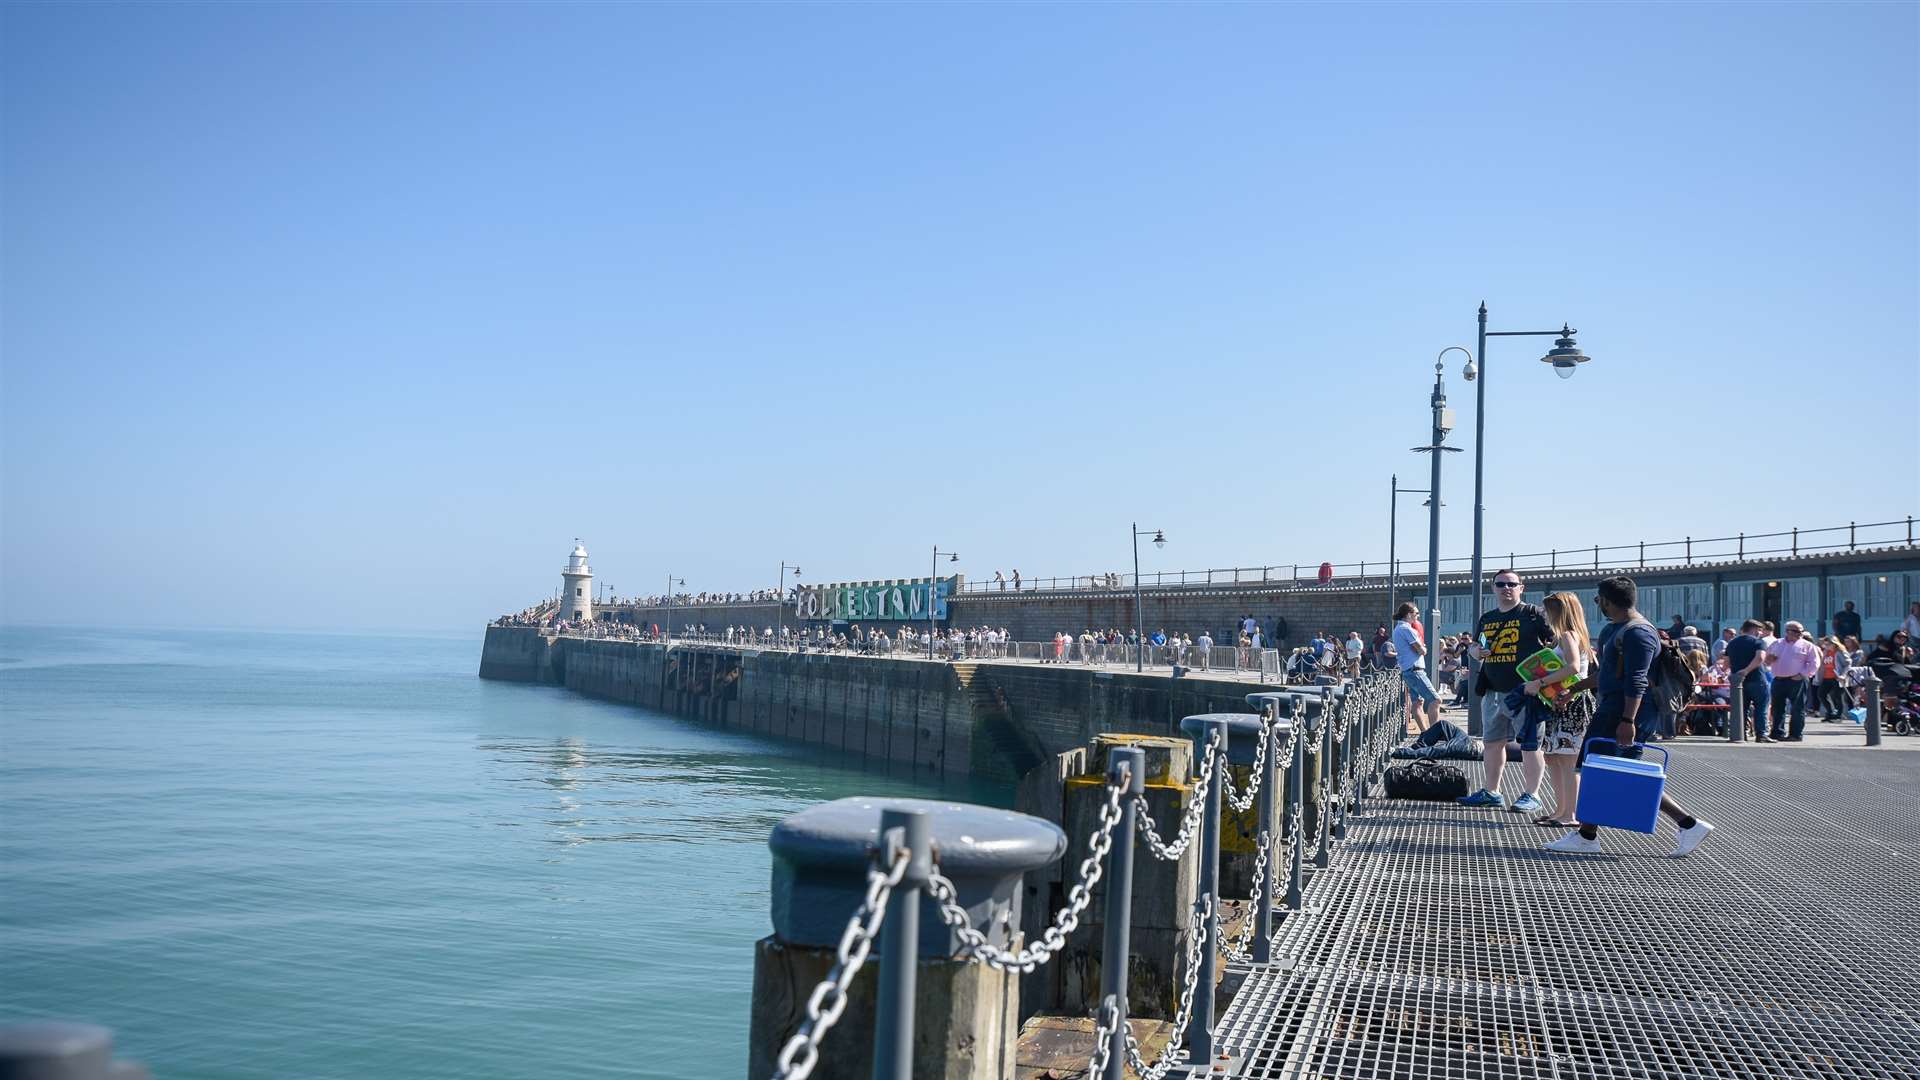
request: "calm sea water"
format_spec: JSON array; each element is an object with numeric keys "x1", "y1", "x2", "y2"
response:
[{"x1": 0, "y1": 627, "x2": 1006, "y2": 1079}]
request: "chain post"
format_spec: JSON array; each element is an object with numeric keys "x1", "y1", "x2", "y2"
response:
[
  {"x1": 872, "y1": 809, "x2": 930, "y2": 1080},
  {"x1": 1865, "y1": 672, "x2": 1882, "y2": 747},
  {"x1": 1314, "y1": 687, "x2": 1333, "y2": 869},
  {"x1": 1183, "y1": 717, "x2": 1227, "y2": 1066},
  {"x1": 1100, "y1": 748, "x2": 1144, "y2": 1080},
  {"x1": 1284, "y1": 696, "x2": 1304, "y2": 916},
  {"x1": 1728, "y1": 679, "x2": 1745, "y2": 743},
  {"x1": 1254, "y1": 706, "x2": 1279, "y2": 963}
]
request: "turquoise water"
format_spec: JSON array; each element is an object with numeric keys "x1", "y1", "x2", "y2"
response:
[{"x1": 0, "y1": 627, "x2": 1006, "y2": 1078}]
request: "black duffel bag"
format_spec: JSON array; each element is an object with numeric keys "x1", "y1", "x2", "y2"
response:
[{"x1": 1383, "y1": 760, "x2": 1470, "y2": 801}]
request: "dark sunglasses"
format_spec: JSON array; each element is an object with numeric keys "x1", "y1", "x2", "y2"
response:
[{"x1": 1493, "y1": 581, "x2": 1521, "y2": 589}]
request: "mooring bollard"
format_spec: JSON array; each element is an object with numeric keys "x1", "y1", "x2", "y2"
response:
[
  {"x1": 872, "y1": 808, "x2": 931, "y2": 1080},
  {"x1": 1176, "y1": 712, "x2": 1261, "y2": 1066},
  {"x1": 1314, "y1": 687, "x2": 1333, "y2": 869},
  {"x1": 1865, "y1": 671, "x2": 1883, "y2": 747},
  {"x1": 0, "y1": 1021, "x2": 148, "y2": 1080},
  {"x1": 1330, "y1": 686, "x2": 1352, "y2": 843},
  {"x1": 1099, "y1": 747, "x2": 1145, "y2": 1080},
  {"x1": 1179, "y1": 715, "x2": 1227, "y2": 1067},
  {"x1": 1243, "y1": 694, "x2": 1294, "y2": 961},
  {"x1": 753, "y1": 797, "x2": 1066, "y2": 1080},
  {"x1": 1729, "y1": 679, "x2": 1745, "y2": 743}
]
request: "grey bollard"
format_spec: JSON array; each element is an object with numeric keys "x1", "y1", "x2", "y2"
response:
[
  {"x1": 751, "y1": 797, "x2": 1066, "y2": 1080},
  {"x1": 1728, "y1": 679, "x2": 1745, "y2": 743},
  {"x1": 1865, "y1": 672, "x2": 1882, "y2": 747},
  {"x1": 872, "y1": 808, "x2": 931, "y2": 1080},
  {"x1": 1315, "y1": 687, "x2": 1334, "y2": 869},
  {"x1": 1244, "y1": 691, "x2": 1290, "y2": 960},
  {"x1": 1100, "y1": 747, "x2": 1145, "y2": 1080},
  {"x1": 0, "y1": 1022, "x2": 148, "y2": 1080},
  {"x1": 1177, "y1": 715, "x2": 1229, "y2": 1067}
]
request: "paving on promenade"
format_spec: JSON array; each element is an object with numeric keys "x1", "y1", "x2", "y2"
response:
[{"x1": 1214, "y1": 736, "x2": 1920, "y2": 1079}]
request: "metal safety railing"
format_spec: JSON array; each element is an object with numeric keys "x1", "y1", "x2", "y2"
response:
[
  {"x1": 553, "y1": 630, "x2": 1288, "y2": 680},
  {"x1": 766, "y1": 669, "x2": 1408, "y2": 1080},
  {"x1": 951, "y1": 515, "x2": 1919, "y2": 595}
]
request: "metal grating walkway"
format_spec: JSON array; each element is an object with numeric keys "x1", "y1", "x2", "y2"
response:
[{"x1": 1217, "y1": 744, "x2": 1920, "y2": 1079}]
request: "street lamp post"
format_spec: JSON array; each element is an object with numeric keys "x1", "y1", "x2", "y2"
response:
[
  {"x1": 1464, "y1": 304, "x2": 1590, "y2": 728},
  {"x1": 929, "y1": 547, "x2": 958, "y2": 660},
  {"x1": 1132, "y1": 524, "x2": 1166, "y2": 672},
  {"x1": 1413, "y1": 353, "x2": 1465, "y2": 682},
  {"x1": 776, "y1": 561, "x2": 802, "y2": 641},
  {"x1": 1387, "y1": 476, "x2": 1432, "y2": 623},
  {"x1": 664, "y1": 574, "x2": 684, "y2": 644}
]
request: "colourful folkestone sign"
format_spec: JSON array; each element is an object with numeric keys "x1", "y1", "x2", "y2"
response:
[{"x1": 794, "y1": 577, "x2": 956, "y2": 622}]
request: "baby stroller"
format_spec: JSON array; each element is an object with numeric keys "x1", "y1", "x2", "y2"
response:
[{"x1": 1872, "y1": 661, "x2": 1918, "y2": 735}]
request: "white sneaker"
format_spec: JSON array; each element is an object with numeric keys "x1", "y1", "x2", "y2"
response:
[
  {"x1": 1545, "y1": 830, "x2": 1601, "y2": 854},
  {"x1": 1672, "y1": 819, "x2": 1715, "y2": 857}
]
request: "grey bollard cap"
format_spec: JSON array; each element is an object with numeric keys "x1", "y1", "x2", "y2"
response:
[
  {"x1": 0, "y1": 1021, "x2": 147, "y2": 1080},
  {"x1": 1179, "y1": 712, "x2": 1267, "y2": 767},
  {"x1": 769, "y1": 796, "x2": 1066, "y2": 958}
]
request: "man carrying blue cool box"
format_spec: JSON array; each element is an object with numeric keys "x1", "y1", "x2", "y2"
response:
[{"x1": 1546, "y1": 576, "x2": 1716, "y2": 857}]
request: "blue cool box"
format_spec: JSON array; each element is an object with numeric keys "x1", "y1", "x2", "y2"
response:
[{"x1": 1575, "y1": 740, "x2": 1668, "y2": 834}]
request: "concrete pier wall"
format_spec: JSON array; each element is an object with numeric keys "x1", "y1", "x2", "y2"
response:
[{"x1": 478, "y1": 626, "x2": 1264, "y2": 782}]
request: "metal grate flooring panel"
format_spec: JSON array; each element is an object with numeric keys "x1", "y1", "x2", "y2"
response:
[{"x1": 1218, "y1": 745, "x2": 1920, "y2": 1079}]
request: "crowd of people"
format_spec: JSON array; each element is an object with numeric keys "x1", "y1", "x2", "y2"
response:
[{"x1": 1390, "y1": 579, "x2": 1918, "y2": 858}]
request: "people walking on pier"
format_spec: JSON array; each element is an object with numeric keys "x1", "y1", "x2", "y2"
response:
[
  {"x1": 1196, "y1": 630, "x2": 1213, "y2": 670},
  {"x1": 1392, "y1": 603, "x2": 1437, "y2": 734},
  {"x1": 1547, "y1": 576, "x2": 1714, "y2": 856},
  {"x1": 1551, "y1": 576, "x2": 1720, "y2": 853},
  {"x1": 1460, "y1": 570, "x2": 1553, "y2": 812}
]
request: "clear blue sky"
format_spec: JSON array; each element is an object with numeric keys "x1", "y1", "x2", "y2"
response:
[{"x1": 3, "y1": 2, "x2": 1915, "y2": 632}]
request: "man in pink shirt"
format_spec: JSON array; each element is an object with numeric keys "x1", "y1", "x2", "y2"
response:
[{"x1": 1765, "y1": 621, "x2": 1821, "y2": 741}]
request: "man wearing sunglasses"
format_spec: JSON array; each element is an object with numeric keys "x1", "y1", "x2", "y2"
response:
[{"x1": 1459, "y1": 571, "x2": 1554, "y2": 811}]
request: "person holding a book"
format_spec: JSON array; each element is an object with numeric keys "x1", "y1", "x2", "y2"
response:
[{"x1": 1519, "y1": 591, "x2": 1597, "y2": 827}]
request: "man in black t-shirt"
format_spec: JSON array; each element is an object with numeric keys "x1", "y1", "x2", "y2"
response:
[
  {"x1": 1724, "y1": 619, "x2": 1772, "y2": 741},
  {"x1": 1459, "y1": 571, "x2": 1555, "y2": 812},
  {"x1": 1833, "y1": 602, "x2": 1861, "y2": 642}
]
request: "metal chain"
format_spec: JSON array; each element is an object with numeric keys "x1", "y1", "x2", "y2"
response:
[
  {"x1": 1226, "y1": 827, "x2": 1269, "y2": 962},
  {"x1": 771, "y1": 844, "x2": 911, "y2": 1080},
  {"x1": 1123, "y1": 895, "x2": 1213, "y2": 1080},
  {"x1": 1134, "y1": 730, "x2": 1222, "y2": 861},
  {"x1": 925, "y1": 767, "x2": 1129, "y2": 973},
  {"x1": 1224, "y1": 713, "x2": 1272, "y2": 814},
  {"x1": 1087, "y1": 994, "x2": 1119, "y2": 1079}
]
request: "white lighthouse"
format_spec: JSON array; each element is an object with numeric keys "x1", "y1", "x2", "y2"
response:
[{"x1": 561, "y1": 540, "x2": 594, "y2": 623}]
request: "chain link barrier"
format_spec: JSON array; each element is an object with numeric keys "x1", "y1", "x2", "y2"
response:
[
  {"x1": 770, "y1": 674, "x2": 1408, "y2": 1080},
  {"x1": 1123, "y1": 895, "x2": 1213, "y2": 1080},
  {"x1": 771, "y1": 844, "x2": 912, "y2": 1080},
  {"x1": 1134, "y1": 729, "x2": 1223, "y2": 861},
  {"x1": 1222, "y1": 712, "x2": 1271, "y2": 814},
  {"x1": 925, "y1": 765, "x2": 1129, "y2": 973}
]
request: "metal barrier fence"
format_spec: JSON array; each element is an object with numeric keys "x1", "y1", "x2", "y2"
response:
[
  {"x1": 764, "y1": 670, "x2": 1407, "y2": 1079},
  {"x1": 555, "y1": 631, "x2": 1287, "y2": 679},
  {"x1": 953, "y1": 515, "x2": 1919, "y2": 594}
]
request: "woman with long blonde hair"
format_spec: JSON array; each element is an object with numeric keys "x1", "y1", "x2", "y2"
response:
[{"x1": 1521, "y1": 592, "x2": 1597, "y2": 827}]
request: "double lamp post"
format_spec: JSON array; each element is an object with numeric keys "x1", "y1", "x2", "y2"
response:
[{"x1": 1416, "y1": 304, "x2": 1590, "y2": 725}]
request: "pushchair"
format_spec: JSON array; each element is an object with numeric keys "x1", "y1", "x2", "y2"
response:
[{"x1": 1871, "y1": 661, "x2": 1918, "y2": 735}]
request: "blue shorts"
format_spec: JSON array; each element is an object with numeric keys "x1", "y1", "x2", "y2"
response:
[{"x1": 1400, "y1": 667, "x2": 1439, "y2": 706}]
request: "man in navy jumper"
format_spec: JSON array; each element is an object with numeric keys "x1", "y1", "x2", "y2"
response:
[{"x1": 1546, "y1": 576, "x2": 1716, "y2": 857}]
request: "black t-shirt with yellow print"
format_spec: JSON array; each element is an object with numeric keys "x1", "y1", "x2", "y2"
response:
[{"x1": 1474, "y1": 603, "x2": 1554, "y2": 694}]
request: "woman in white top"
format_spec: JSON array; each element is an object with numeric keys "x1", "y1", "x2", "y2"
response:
[{"x1": 1522, "y1": 591, "x2": 1597, "y2": 828}]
